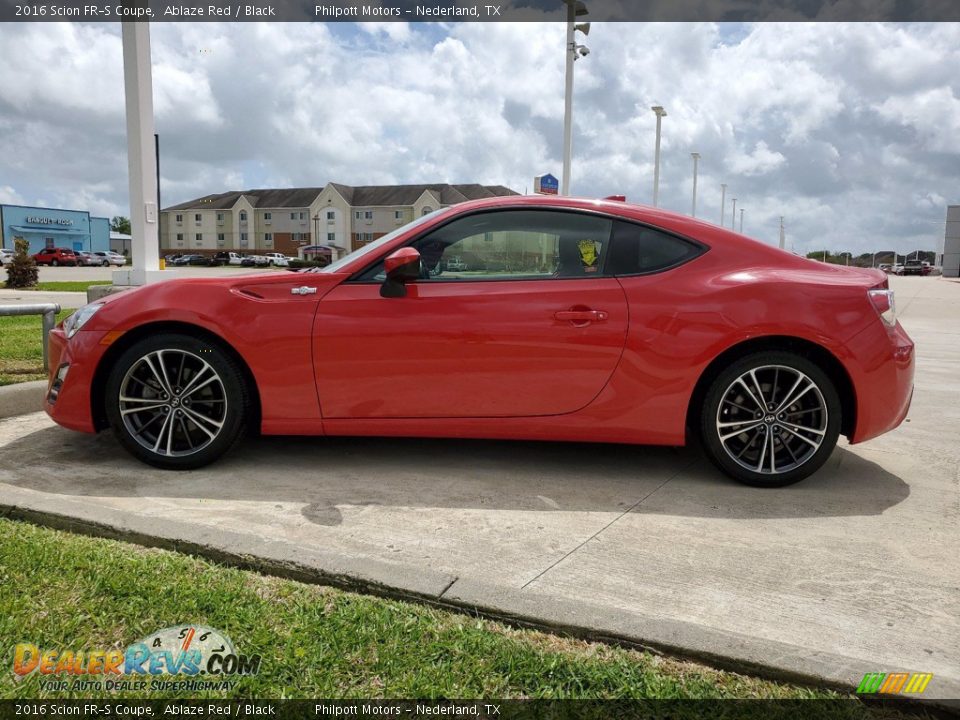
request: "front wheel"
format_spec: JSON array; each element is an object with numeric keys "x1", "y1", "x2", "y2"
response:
[
  {"x1": 700, "y1": 351, "x2": 841, "y2": 487},
  {"x1": 51, "y1": 259, "x2": 59, "y2": 266},
  {"x1": 105, "y1": 334, "x2": 251, "y2": 469}
]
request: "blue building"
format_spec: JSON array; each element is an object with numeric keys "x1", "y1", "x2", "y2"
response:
[{"x1": 0, "y1": 204, "x2": 111, "y2": 255}]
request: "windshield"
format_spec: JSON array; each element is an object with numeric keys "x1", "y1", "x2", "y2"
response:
[{"x1": 320, "y1": 208, "x2": 446, "y2": 273}]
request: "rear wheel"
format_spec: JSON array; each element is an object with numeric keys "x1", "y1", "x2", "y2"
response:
[
  {"x1": 700, "y1": 351, "x2": 841, "y2": 487},
  {"x1": 105, "y1": 334, "x2": 250, "y2": 469},
  {"x1": 51, "y1": 259, "x2": 59, "y2": 266}
]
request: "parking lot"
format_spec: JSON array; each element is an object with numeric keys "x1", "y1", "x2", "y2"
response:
[{"x1": 0, "y1": 275, "x2": 958, "y2": 699}]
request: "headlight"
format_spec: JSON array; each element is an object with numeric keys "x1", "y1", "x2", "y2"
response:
[{"x1": 63, "y1": 303, "x2": 104, "y2": 339}]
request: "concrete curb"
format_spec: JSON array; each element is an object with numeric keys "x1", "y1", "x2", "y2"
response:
[
  {"x1": 0, "y1": 487, "x2": 956, "y2": 709},
  {"x1": 0, "y1": 380, "x2": 46, "y2": 420}
]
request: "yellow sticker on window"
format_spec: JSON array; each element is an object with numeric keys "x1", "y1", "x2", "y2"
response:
[{"x1": 578, "y1": 239, "x2": 598, "y2": 266}]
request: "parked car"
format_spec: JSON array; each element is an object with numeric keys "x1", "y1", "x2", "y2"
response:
[
  {"x1": 240, "y1": 254, "x2": 269, "y2": 267},
  {"x1": 33, "y1": 247, "x2": 78, "y2": 266},
  {"x1": 76, "y1": 251, "x2": 100, "y2": 267},
  {"x1": 445, "y1": 257, "x2": 468, "y2": 271},
  {"x1": 212, "y1": 251, "x2": 244, "y2": 266},
  {"x1": 264, "y1": 252, "x2": 290, "y2": 267},
  {"x1": 877, "y1": 263, "x2": 892, "y2": 273},
  {"x1": 0, "y1": 248, "x2": 13, "y2": 266},
  {"x1": 899, "y1": 259, "x2": 925, "y2": 276},
  {"x1": 169, "y1": 254, "x2": 214, "y2": 266},
  {"x1": 44, "y1": 195, "x2": 915, "y2": 487},
  {"x1": 94, "y1": 251, "x2": 126, "y2": 267}
]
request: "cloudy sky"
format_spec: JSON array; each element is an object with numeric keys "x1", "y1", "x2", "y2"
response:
[{"x1": 0, "y1": 20, "x2": 957, "y2": 255}]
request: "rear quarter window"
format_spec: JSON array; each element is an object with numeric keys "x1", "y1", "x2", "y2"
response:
[{"x1": 606, "y1": 220, "x2": 705, "y2": 276}]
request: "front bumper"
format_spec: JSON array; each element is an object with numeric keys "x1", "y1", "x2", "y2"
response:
[{"x1": 44, "y1": 328, "x2": 108, "y2": 433}]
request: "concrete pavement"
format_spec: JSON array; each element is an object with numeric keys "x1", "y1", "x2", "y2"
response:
[{"x1": 0, "y1": 275, "x2": 957, "y2": 701}]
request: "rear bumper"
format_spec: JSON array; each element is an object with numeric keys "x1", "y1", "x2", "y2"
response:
[
  {"x1": 44, "y1": 328, "x2": 105, "y2": 433},
  {"x1": 848, "y1": 321, "x2": 915, "y2": 444}
]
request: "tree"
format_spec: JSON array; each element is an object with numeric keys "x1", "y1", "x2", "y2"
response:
[
  {"x1": 4, "y1": 237, "x2": 38, "y2": 289},
  {"x1": 111, "y1": 216, "x2": 131, "y2": 235}
]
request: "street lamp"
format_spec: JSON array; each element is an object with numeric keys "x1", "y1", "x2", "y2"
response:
[
  {"x1": 739, "y1": 208, "x2": 744, "y2": 233},
  {"x1": 731, "y1": 197, "x2": 737, "y2": 230},
  {"x1": 560, "y1": 0, "x2": 589, "y2": 196},
  {"x1": 690, "y1": 152, "x2": 700, "y2": 217},
  {"x1": 651, "y1": 105, "x2": 667, "y2": 206},
  {"x1": 779, "y1": 216, "x2": 785, "y2": 249},
  {"x1": 720, "y1": 183, "x2": 727, "y2": 226}
]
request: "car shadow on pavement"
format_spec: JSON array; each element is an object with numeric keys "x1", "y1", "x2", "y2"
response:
[{"x1": 0, "y1": 425, "x2": 909, "y2": 524}]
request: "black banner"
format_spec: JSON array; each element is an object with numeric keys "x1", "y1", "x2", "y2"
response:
[
  {"x1": 0, "y1": 700, "x2": 946, "y2": 720},
  {"x1": 2, "y1": 0, "x2": 960, "y2": 23}
]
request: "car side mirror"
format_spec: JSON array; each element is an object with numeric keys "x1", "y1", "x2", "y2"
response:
[{"x1": 381, "y1": 247, "x2": 421, "y2": 298}]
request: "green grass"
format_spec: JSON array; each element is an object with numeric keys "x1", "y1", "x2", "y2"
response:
[
  {"x1": 0, "y1": 518, "x2": 886, "y2": 710},
  {"x1": 31, "y1": 281, "x2": 111, "y2": 292},
  {"x1": 0, "y1": 310, "x2": 71, "y2": 385}
]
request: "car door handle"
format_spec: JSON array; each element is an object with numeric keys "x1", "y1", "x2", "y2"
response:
[
  {"x1": 291, "y1": 286, "x2": 317, "y2": 295},
  {"x1": 554, "y1": 310, "x2": 608, "y2": 322}
]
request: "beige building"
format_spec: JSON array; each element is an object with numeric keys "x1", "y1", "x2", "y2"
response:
[{"x1": 160, "y1": 182, "x2": 518, "y2": 259}]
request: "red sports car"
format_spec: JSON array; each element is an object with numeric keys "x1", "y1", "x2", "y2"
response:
[{"x1": 44, "y1": 196, "x2": 914, "y2": 487}]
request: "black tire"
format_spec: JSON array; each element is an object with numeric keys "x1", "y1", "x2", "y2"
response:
[
  {"x1": 699, "y1": 351, "x2": 841, "y2": 487},
  {"x1": 102, "y1": 260, "x2": 109, "y2": 267},
  {"x1": 51, "y1": 259, "x2": 58, "y2": 266},
  {"x1": 105, "y1": 333, "x2": 250, "y2": 470}
]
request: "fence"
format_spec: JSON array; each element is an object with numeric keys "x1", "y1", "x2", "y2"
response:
[{"x1": 0, "y1": 303, "x2": 61, "y2": 372}]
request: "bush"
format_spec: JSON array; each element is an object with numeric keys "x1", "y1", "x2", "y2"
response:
[
  {"x1": 4, "y1": 237, "x2": 38, "y2": 289},
  {"x1": 287, "y1": 259, "x2": 327, "y2": 269}
]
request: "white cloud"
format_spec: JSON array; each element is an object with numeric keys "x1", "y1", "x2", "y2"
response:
[
  {"x1": 0, "y1": 185, "x2": 25, "y2": 205},
  {"x1": 0, "y1": 20, "x2": 958, "y2": 257}
]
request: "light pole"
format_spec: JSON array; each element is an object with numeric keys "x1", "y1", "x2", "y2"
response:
[
  {"x1": 560, "y1": 1, "x2": 589, "y2": 196},
  {"x1": 720, "y1": 183, "x2": 727, "y2": 226},
  {"x1": 690, "y1": 152, "x2": 700, "y2": 217},
  {"x1": 651, "y1": 105, "x2": 667, "y2": 207},
  {"x1": 739, "y1": 208, "x2": 744, "y2": 233},
  {"x1": 731, "y1": 198, "x2": 737, "y2": 229},
  {"x1": 779, "y1": 216, "x2": 785, "y2": 249}
]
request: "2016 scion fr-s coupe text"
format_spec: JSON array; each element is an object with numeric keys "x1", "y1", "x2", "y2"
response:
[{"x1": 45, "y1": 196, "x2": 914, "y2": 487}]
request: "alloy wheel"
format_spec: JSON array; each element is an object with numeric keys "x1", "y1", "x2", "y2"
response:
[
  {"x1": 118, "y1": 349, "x2": 228, "y2": 457},
  {"x1": 715, "y1": 364, "x2": 828, "y2": 475}
]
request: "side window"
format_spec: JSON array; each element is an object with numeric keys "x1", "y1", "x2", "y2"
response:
[
  {"x1": 359, "y1": 210, "x2": 612, "y2": 282},
  {"x1": 606, "y1": 221, "x2": 704, "y2": 275}
]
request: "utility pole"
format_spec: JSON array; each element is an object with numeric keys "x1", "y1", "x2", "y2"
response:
[
  {"x1": 739, "y1": 208, "x2": 744, "y2": 233},
  {"x1": 731, "y1": 198, "x2": 737, "y2": 230},
  {"x1": 778, "y1": 216, "x2": 785, "y2": 249},
  {"x1": 651, "y1": 105, "x2": 667, "y2": 206},
  {"x1": 720, "y1": 183, "x2": 727, "y2": 226},
  {"x1": 690, "y1": 152, "x2": 700, "y2": 217}
]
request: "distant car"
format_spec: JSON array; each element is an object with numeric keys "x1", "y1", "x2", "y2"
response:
[
  {"x1": 899, "y1": 260, "x2": 925, "y2": 276},
  {"x1": 33, "y1": 247, "x2": 78, "y2": 266},
  {"x1": 877, "y1": 263, "x2": 892, "y2": 273},
  {"x1": 94, "y1": 251, "x2": 126, "y2": 267},
  {"x1": 170, "y1": 254, "x2": 214, "y2": 267},
  {"x1": 0, "y1": 248, "x2": 13, "y2": 266},
  {"x1": 446, "y1": 257, "x2": 468, "y2": 271},
  {"x1": 76, "y1": 251, "x2": 101, "y2": 267},
  {"x1": 212, "y1": 251, "x2": 244, "y2": 266},
  {"x1": 263, "y1": 252, "x2": 290, "y2": 267},
  {"x1": 240, "y1": 254, "x2": 269, "y2": 267}
]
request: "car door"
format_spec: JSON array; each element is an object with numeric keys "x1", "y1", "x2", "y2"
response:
[{"x1": 313, "y1": 208, "x2": 629, "y2": 419}]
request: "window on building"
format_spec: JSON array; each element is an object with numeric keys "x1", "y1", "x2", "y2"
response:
[
  {"x1": 354, "y1": 211, "x2": 362, "y2": 220},
  {"x1": 240, "y1": 232, "x2": 248, "y2": 246},
  {"x1": 240, "y1": 211, "x2": 247, "y2": 222},
  {"x1": 327, "y1": 232, "x2": 336, "y2": 243},
  {"x1": 264, "y1": 233, "x2": 273, "y2": 242},
  {"x1": 421, "y1": 206, "x2": 433, "y2": 216},
  {"x1": 264, "y1": 212, "x2": 272, "y2": 221},
  {"x1": 217, "y1": 233, "x2": 225, "y2": 245},
  {"x1": 176, "y1": 233, "x2": 184, "y2": 242},
  {"x1": 175, "y1": 214, "x2": 183, "y2": 223},
  {"x1": 216, "y1": 212, "x2": 224, "y2": 223},
  {"x1": 195, "y1": 233, "x2": 202, "y2": 242},
  {"x1": 326, "y1": 210, "x2": 335, "y2": 220},
  {"x1": 290, "y1": 213, "x2": 297, "y2": 220},
  {"x1": 364, "y1": 211, "x2": 373, "y2": 220},
  {"x1": 300, "y1": 212, "x2": 306, "y2": 220},
  {"x1": 394, "y1": 210, "x2": 403, "y2": 220},
  {"x1": 194, "y1": 213, "x2": 202, "y2": 223}
]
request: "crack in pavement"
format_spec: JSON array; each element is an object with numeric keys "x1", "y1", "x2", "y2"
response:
[{"x1": 519, "y1": 457, "x2": 699, "y2": 590}]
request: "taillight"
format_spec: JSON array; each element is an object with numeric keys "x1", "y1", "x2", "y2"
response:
[{"x1": 868, "y1": 288, "x2": 897, "y2": 327}]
